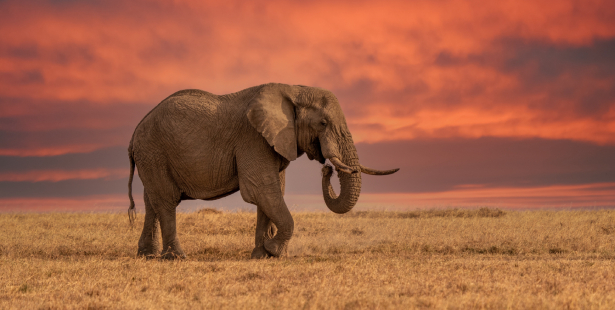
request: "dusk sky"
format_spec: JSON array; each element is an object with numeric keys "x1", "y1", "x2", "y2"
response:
[{"x1": 1, "y1": 0, "x2": 614, "y2": 211}]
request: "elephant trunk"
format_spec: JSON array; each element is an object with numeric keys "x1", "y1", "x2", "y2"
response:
[{"x1": 321, "y1": 141, "x2": 362, "y2": 214}]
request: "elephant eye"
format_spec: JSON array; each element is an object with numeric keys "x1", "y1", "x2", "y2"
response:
[{"x1": 320, "y1": 120, "x2": 327, "y2": 127}]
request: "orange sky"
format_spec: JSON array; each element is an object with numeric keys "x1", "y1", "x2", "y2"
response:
[{"x1": 0, "y1": 0, "x2": 614, "y2": 210}]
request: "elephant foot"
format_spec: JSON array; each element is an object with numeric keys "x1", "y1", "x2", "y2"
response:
[
  {"x1": 264, "y1": 239, "x2": 288, "y2": 257},
  {"x1": 160, "y1": 247, "x2": 186, "y2": 260},
  {"x1": 137, "y1": 245, "x2": 161, "y2": 259},
  {"x1": 251, "y1": 246, "x2": 271, "y2": 259},
  {"x1": 137, "y1": 251, "x2": 159, "y2": 260}
]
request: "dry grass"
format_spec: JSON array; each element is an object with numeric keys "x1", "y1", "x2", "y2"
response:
[{"x1": 1, "y1": 208, "x2": 615, "y2": 309}]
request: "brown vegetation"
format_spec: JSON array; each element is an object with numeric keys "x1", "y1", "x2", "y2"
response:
[{"x1": 1, "y1": 208, "x2": 614, "y2": 309}]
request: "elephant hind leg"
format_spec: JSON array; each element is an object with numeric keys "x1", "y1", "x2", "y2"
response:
[
  {"x1": 144, "y1": 188, "x2": 184, "y2": 260},
  {"x1": 140, "y1": 185, "x2": 184, "y2": 260},
  {"x1": 137, "y1": 192, "x2": 161, "y2": 258},
  {"x1": 157, "y1": 204, "x2": 185, "y2": 260}
]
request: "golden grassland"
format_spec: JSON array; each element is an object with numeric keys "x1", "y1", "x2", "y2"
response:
[{"x1": 1, "y1": 208, "x2": 615, "y2": 309}]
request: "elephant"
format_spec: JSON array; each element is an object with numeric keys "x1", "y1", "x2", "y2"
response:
[{"x1": 127, "y1": 83, "x2": 398, "y2": 259}]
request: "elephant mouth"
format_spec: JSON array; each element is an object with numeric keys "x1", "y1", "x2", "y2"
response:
[
  {"x1": 307, "y1": 137, "x2": 326, "y2": 164},
  {"x1": 317, "y1": 153, "x2": 326, "y2": 164}
]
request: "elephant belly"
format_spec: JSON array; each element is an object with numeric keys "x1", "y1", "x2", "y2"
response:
[
  {"x1": 182, "y1": 181, "x2": 240, "y2": 201},
  {"x1": 200, "y1": 188, "x2": 240, "y2": 201},
  {"x1": 172, "y1": 163, "x2": 240, "y2": 201}
]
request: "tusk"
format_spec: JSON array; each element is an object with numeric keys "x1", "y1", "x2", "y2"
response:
[
  {"x1": 329, "y1": 157, "x2": 359, "y2": 174},
  {"x1": 360, "y1": 165, "x2": 399, "y2": 175}
]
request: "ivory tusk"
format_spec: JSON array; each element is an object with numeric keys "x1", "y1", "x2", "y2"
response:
[
  {"x1": 359, "y1": 165, "x2": 399, "y2": 175},
  {"x1": 329, "y1": 157, "x2": 359, "y2": 174}
]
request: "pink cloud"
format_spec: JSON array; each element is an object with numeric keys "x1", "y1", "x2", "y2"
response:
[
  {"x1": 355, "y1": 182, "x2": 615, "y2": 210},
  {"x1": 0, "y1": 195, "x2": 139, "y2": 212},
  {"x1": 0, "y1": 168, "x2": 127, "y2": 182},
  {"x1": 0, "y1": 0, "x2": 614, "y2": 158},
  {"x1": 1, "y1": 182, "x2": 613, "y2": 212}
]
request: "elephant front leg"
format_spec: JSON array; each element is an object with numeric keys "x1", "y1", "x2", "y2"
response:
[
  {"x1": 251, "y1": 170, "x2": 284, "y2": 259},
  {"x1": 251, "y1": 207, "x2": 278, "y2": 259},
  {"x1": 253, "y1": 184, "x2": 293, "y2": 258},
  {"x1": 137, "y1": 192, "x2": 161, "y2": 258}
]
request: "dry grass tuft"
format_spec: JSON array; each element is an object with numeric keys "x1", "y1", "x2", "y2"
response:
[
  {"x1": 346, "y1": 207, "x2": 506, "y2": 219},
  {"x1": 1, "y1": 209, "x2": 614, "y2": 309},
  {"x1": 196, "y1": 207, "x2": 222, "y2": 215}
]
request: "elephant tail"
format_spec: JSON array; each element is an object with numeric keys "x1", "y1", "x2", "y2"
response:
[{"x1": 128, "y1": 142, "x2": 136, "y2": 226}]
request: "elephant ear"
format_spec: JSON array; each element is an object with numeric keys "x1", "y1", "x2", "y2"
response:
[{"x1": 246, "y1": 83, "x2": 298, "y2": 162}]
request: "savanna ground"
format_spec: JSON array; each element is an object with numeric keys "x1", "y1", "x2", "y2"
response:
[{"x1": 1, "y1": 208, "x2": 615, "y2": 309}]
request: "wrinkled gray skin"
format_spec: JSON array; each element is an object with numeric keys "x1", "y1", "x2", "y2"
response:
[{"x1": 127, "y1": 83, "x2": 399, "y2": 259}]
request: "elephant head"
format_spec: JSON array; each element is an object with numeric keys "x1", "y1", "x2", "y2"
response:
[{"x1": 247, "y1": 83, "x2": 399, "y2": 214}]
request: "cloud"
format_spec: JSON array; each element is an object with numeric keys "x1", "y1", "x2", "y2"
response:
[
  {"x1": 0, "y1": 146, "x2": 128, "y2": 172},
  {"x1": 0, "y1": 194, "x2": 139, "y2": 212},
  {"x1": 0, "y1": 70, "x2": 44, "y2": 85},
  {"x1": 2, "y1": 137, "x2": 613, "y2": 199},
  {"x1": 0, "y1": 177, "x2": 139, "y2": 198},
  {"x1": 2, "y1": 182, "x2": 614, "y2": 212},
  {"x1": 0, "y1": 98, "x2": 151, "y2": 155},
  {"x1": 1, "y1": 0, "x2": 614, "y2": 154},
  {"x1": 0, "y1": 127, "x2": 130, "y2": 156},
  {"x1": 356, "y1": 138, "x2": 615, "y2": 193},
  {"x1": 0, "y1": 0, "x2": 614, "y2": 209},
  {"x1": 338, "y1": 36, "x2": 615, "y2": 143},
  {"x1": 0, "y1": 146, "x2": 130, "y2": 182},
  {"x1": 0, "y1": 168, "x2": 126, "y2": 182},
  {"x1": 281, "y1": 137, "x2": 615, "y2": 196},
  {"x1": 354, "y1": 183, "x2": 615, "y2": 209}
]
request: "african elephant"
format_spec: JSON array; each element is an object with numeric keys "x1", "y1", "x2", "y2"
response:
[{"x1": 127, "y1": 83, "x2": 398, "y2": 259}]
